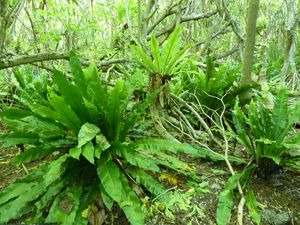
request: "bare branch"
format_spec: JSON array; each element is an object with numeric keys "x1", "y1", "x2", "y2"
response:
[
  {"x1": 148, "y1": 11, "x2": 218, "y2": 40},
  {"x1": 212, "y1": 45, "x2": 239, "y2": 60},
  {"x1": 0, "y1": 52, "x2": 69, "y2": 69},
  {"x1": 0, "y1": 51, "x2": 130, "y2": 70},
  {"x1": 147, "y1": 1, "x2": 180, "y2": 35},
  {"x1": 196, "y1": 23, "x2": 230, "y2": 47},
  {"x1": 217, "y1": 0, "x2": 244, "y2": 42}
]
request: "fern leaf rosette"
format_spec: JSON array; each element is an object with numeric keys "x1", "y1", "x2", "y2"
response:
[
  {"x1": 0, "y1": 52, "x2": 198, "y2": 225},
  {"x1": 232, "y1": 87, "x2": 300, "y2": 171}
]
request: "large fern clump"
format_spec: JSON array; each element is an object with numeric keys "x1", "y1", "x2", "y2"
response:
[
  {"x1": 0, "y1": 52, "x2": 199, "y2": 225},
  {"x1": 232, "y1": 87, "x2": 300, "y2": 172},
  {"x1": 176, "y1": 57, "x2": 240, "y2": 110}
]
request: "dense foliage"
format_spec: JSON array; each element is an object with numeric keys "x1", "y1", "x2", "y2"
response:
[{"x1": 0, "y1": 1, "x2": 299, "y2": 225}]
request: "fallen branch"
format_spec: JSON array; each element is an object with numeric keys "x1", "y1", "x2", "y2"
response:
[
  {"x1": 0, "y1": 52, "x2": 129, "y2": 70},
  {"x1": 0, "y1": 52, "x2": 69, "y2": 69}
]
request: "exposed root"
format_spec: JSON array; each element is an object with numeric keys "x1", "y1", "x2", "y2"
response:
[{"x1": 170, "y1": 93, "x2": 223, "y2": 148}]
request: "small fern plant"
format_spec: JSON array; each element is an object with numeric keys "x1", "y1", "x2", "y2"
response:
[
  {"x1": 0, "y1": 52, "x2": 199, "y2": 225},
  {"x1": 232, "y1": 87, "x2": 300, "y2": 176},
  {"x1": 131, "y1": 26, "x2": 189, "y2": 108},
  {"x1": 131, "y1": 25, "x2": 189, "y2": 77}
]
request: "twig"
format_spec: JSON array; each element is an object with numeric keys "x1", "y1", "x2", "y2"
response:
[
  {"x1": 171, "y1": 93, "x2": 223, "y2": 148},
  {"x1": 21, "y1": 163, "x2": 29, "y2": 174}
]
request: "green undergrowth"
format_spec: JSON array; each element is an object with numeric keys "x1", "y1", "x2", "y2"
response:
[{"x1": 0, "y1": 52, "x2": 209, "y2": 225}]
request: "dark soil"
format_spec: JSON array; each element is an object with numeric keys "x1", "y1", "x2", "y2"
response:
[{"x1": 0, "y1": 147, "x2": 25, "y2": 191}]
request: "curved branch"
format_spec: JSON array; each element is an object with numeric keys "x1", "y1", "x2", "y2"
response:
[
  {"x1": 0, "y1": 52, "x2": 69, "y2": 69},
  {"x1": 217, "y1": 0, "x2": 244, "y2": 42},
  {"x1": 148, "y1": 11, "x2": 218, "y2": 40},
  {"x1": 147, "y1": 1, "x2": 181, "y2": 35},
  {"x1": 212, "y1": 45, "x2": 239, "y2": 60}
]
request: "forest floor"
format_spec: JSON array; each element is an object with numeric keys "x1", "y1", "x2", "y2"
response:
[{"x1": 0, "y1": 148, "x2": 299, "y2": 225}]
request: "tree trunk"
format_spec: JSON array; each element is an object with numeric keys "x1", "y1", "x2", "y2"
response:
[
  {"x1": 0, "y1": 0, "x2": 7, "y2": 54},
  {"x1": 240, "y1": 0, "x2": 260, "y2": 87},
  {"x1": 280, "y1": 0, "x2": 299, "y2": 89},
  {"x1": 148, "y1": 74, "x2": 171, "y2": 110},
  {"x1": 148, "y1": 74, "x2": 176, "y2": 141}
]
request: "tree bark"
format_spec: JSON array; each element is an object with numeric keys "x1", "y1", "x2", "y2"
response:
[
  {"x1": 240, "y1": 0, "x2": 260, "y2": 87},
  {"x1": 0, "y1": 52, "x2": 69, "y2": 69},
  {"x1": 0, "y1": 52, "x2": 129, "y2": 70},
  {"x1": 0, "y1": 0, "x2": 26, "y2": 54},
  {"x1": 0, "y1": 0, "x2": 7, "y2": 53},
  {"x1": 280, "y1": 0, "x2": 299, "y2": 88}
]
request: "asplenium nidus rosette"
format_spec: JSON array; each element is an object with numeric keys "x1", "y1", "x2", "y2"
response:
[
  {"x1": 232, "y1": 87, "x2": 300, "y2": 171},
  {"x1": 0, "y1": 51, "x2": 202, "y2": 225},
  {"x1": 131, "y1": 26, "x2": 190, "y2": 109},
  {"x1": 131, "y1": 25, "x2": 189, "y2": 77}
]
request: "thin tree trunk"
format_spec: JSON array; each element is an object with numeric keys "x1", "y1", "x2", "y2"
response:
[
  {"x1": 0, "y1": 0, "x2": 7, "y2": 54},
  {"x1": 280, "y1": 0, "x2": 299, "y2": 88},
  {"x1": 240, "y1": 0, "x2": 260, "y2": 87}
]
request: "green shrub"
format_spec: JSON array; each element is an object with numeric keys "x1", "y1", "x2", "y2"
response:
[
  {"x1": 0, "y1": 52, "x2": 199, "y2": 225},
  {"x1": 173, "y1": 56, "x2": 257, "y2": 119},
  {"x1": 232, "y1": 87, "x2": 300, "y2": 173}
]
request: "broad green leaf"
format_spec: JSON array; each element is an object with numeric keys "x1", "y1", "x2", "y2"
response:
[
  {"x1": 46, "y1": 185, "x2": 82, "y2": 225},
  {"x1": 0, "y1": 183, "x2": 45, "y2": 223},
  {"x1": 99, "y1": 183, "x2": 114, "y2": 210},
  {"x1": 0, "y1": 108, "x2": 32, "y2": 120},
  {"x1": 216, "y1": 189, "x2": 234, "y2": 225},
  {"x1": 48, "y1": 92, "x2": 81, "y2": 133},
  {"x1": 0, "y1": 132, "x2": 39, "y2": 147},
  {"x1": 97, "y1": 154, "x2": 122, "y2": 202},
  {"x1": 43, "y1": 155, "x2": 69, "y2": 187},
  {"x1": 119, "y1": 173, "x2": 144, "y2": 225},
  {"x1": 283, "y1": 131, "x2": 300, "y2": 149},
  {"x1": 0, "y1": 182, "x2": 36, "y2": 205},
  {"x1": 28, "y1": 103, "x2": 58, "y2": 120},
  {"x1": 106, "y1": 79, "x2": 128, "y2": 141},
  {"x1": 133, "y1": 138, "x2": 198, "y2": 155},
  {"x1": 270, "y1": 87, "x2": 288, "y2": 141},
  {"x1": 3, "y1": 115, "x2": 66, "y2": 137},
  {"x1": 95, "y1": 134, "x2": 110, "y2": 150},
  {"x1": 85, "y1": 64, "x2": 108, "y2": 117},
  {"x1": 35, "y1": 179, "x2": 66, "y2": 212},
  {"x1": 78, "y1": 123, "x2": 100, "y2": 148},
  {"x1": 232, "y1": 101, "x2": 253, "y2": 153},
  {"x1": 246, "y1": 188, "x2": 260, "y2": 224},
  {"x1": 150, "y1": 32, "x2": 161, "y2": 72},
  {"x1": 165, "y1": 45, "x2": 189, "y2": 75},
  {"x1": 131, "y1": 45, "x2": 156, "y2": 73},
  {"x1": 216, "y1": 173, "x2": 242, "y2": 225},
  {"x1": 156, "y1": 152, "x2": 193, "y2": 173},
  {"x1": 69, "y1": 51, "x2": 87, "y2": 94},
  {"x1": 161, "y1": 25, "x2": 182, "y2": 73},
  {"x1": 53, "y1": 69, "x2": 90, "y2": 123},
  {"x1": 126, "y1": 167, "x2": 169, "y2": 203},
  {"x1": 13, "y1": 69, "x2": 26, "y2": 88},
  {"x1": 13, "y1": 145, "x2": 54, "y2": 164},
  {"x1": 82, "y1": 141, "x2": 95, "y2": 164},
  {"x1": 69, "y1": 147, "x2": 82, "y2": 160},
  {"x1": 288, "y1": 101, "x2": 300, "y2": 124},
  {"x1": 122, "y1": 149, "x2": 160, "y2": 172},
  {"x1": 94, "y1": 134, "x2": 111, "y2": 158}
]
